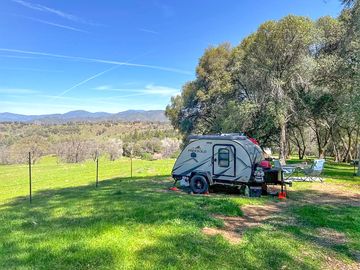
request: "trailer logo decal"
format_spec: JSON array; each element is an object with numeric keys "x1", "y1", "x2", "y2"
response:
[{"x1": 188, "y1": 146, "x2": 207, "y2": 154}]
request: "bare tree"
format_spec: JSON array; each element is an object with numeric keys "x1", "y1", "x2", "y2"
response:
[
  {"x1": 0, "y1": 146, "x2": 11, "y2": 164},
  {"x1": 9, "y1": 135, "x2": 48, "y2": 164},
  {"x1": 105, "y1": 139, "x2": 123, "y2": 161},
  {"x1": 56, "y1": 139, "x2": 90, "y2": 163},
  {"x1": 161, "y1": 138, "x2": 180, "y2": 158}
]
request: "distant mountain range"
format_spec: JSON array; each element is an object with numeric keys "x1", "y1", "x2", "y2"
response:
[{"x1": 0, "y1": 110, "x2": 169, "y2": 123}]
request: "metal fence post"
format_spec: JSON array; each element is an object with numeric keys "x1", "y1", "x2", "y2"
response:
[
  {"x1": 357, "y1": 146, "x2": 360, "y2": 176},
  {"x1": 28, "y1": 152, "x2": 32, "y2": 204},
  {"x1": 96, "y1": 157, "x2": 99, "y2": 187},
  {"x1": 130, "y1": 155, "x2": 133, "y2": 178}
]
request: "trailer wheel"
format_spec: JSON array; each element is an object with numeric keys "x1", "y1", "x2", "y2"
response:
[{"x1": 190, "y1": 175, "x2": 209, "y2": 194}]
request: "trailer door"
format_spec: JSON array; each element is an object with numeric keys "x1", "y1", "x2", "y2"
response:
[{"x1": 213, "y1": 144, "x2": 235, "y2": 177}]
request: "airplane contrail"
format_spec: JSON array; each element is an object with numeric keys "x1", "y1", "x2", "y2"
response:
[
  {"x1": 0, "y1": 48, "x2": 192, "y2": 75},
  {"x1": 12, "y1": 0, "x2": 82, "y2": 23},
  {"x1": 52, "y1": 65, "x2": 119, "y2": 100},
  {"x1": 52, "y1": 49, "x2": 167, "y2": 99},
  {"x1": 19, "y1": 16, "x2": 89, "y2": 33}
]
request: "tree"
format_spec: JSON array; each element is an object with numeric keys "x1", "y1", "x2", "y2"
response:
[
  {"x1": 340, "y1": 0, "x2": 360, "y2": 162},
  {"x1": 11, "y1": 135, "x2": 48, "y2": 164},
  {"x1": 166, "y1": 3, "x2": 359, "y2": 163},
  {"x1": 56, "y1": 138, "x2": 90, "y2": 163},
  {"x1": 161, "y1": 138, "x2": 180, "y2": 158},
  {"x1": 0, "y1": 146, "x2": 11, "y2": 165},
  {"x1": 105, "y1": 139, "x2": 123, "y2": 161},
  {"x1": 166, "y1": 44, "x2": 233, "y2": 135},
  {"x1": 226, "y1": 16, "x2": 315, "y2": 162}
]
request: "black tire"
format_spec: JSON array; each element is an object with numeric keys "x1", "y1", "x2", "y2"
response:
[{"x1": 190, "y1": 175, "x2": 209, "y2": 194}]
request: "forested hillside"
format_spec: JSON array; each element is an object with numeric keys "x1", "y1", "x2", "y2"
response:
[
  {"x1": 0, "y1": 122, "x2": 180, "y2": 164},
  {"x1": 166, "y1": 0, "x2": 360, "y2": 163}
]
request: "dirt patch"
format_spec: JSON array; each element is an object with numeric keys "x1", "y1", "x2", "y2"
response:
[
  {"x1": 202, "y1": 227, "x2": 243, "y2": 244},
  {"x1": 201, "y1": 182, "x2": 359, "y2": 268},
  {"x1": 315, "y1": 228, "x2": 347, "y2": 246},
  {"x1": 322, "y1": 254, "x2": 360, "y2": 270},
  {"x1": 155, "y1": 188, "x2": 182, "y2": 193},
  {"x1": 295, "y1": 182, "x2": 360, "y2": 207},
  {"x1": 314, "y1": 228, "x2": 360, "y2": 269},
  {"x1": 203, "y1": 202, "x2": 286, "y2": 243},
  {"x1": 201, "y1": 182, "x2": 359, "y2": 244},
  {"x1": 150, "y1": 179, "x2": 172, "y2": 184}
]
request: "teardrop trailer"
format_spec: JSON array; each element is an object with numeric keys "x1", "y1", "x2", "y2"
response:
[{"x1": 171, "y1": 134, "x2": 285, "y2": 196}]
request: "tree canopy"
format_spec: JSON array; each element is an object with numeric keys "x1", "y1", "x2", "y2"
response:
[{"x1": 166, "y1": 1, "x2": 360, "y2": 162}]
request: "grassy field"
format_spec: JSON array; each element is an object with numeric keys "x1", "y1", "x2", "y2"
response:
[{"x1": 0, "y1": 157, "x2": 359, "y2": 269}]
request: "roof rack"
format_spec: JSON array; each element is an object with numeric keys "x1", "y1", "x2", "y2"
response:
[{"x1": 188, "y1": 133, "x2": 247, "y2": 141}]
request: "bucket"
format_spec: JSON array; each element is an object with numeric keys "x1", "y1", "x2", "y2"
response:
[{"x1": 249, "y1": 186, "x2": 262, "y2": 197}]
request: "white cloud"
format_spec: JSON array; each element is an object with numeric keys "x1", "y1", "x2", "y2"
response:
[
  {"x1": 94, "y1": 85, "x2": 112, "y2": 90},
  {"x1": 142, "y1": 84, "x2": 180, "y2": 96},
  {"x1": 0, "y1": 88, "x2": 40, "y2": 94},
  {"x1": 93, "y1": 84, "x2": 180, "y2": 96},
  {"x1": 93, "y1": 87, "x2": 136, "y2": 92},
  {"x1": 138, "y1": 28, "x2": 159, "y2": 35}
]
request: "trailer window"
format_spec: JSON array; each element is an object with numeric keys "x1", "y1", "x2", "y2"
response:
[{"x1": 218, "y1": 148, "x2": 230, "y2": 167}]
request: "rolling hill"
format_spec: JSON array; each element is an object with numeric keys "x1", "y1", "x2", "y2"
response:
[{"x1": 0, "y1": 110, "x2": 168, "y2": 123}]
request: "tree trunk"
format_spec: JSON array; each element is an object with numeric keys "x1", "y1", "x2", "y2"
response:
[
  {"x1": 340, "y1": 129, "x2": 353, "y2": 163},
  {"x1": 292, "y1": 135, "x2": 305, "y2": 160},
  {"x1": 358, "y1": 146, "x2": 360, "y2": 176},
  {"x1": 286, "y1": 137, "x2": 291, "y2": 159},
  {"x1": 319, "y1": 148, "x2": 325, "y2": 159},
  {"x1": 300, "y1": 147, "x2": 306, "y2": 160},
  {"x1": 316, "y1": 127, "x2": 330, "y2": 159},
  {"x1": 314, "y1": 128, "x2": 323, "y2": 159},
  {"x1": 279, "y1": 122, "x2": 286, "y2": 164},
  {"x1": 333, "y1": 144, "x2": 340, "y2": 162},
  {"x1": 354, "y1": 127, "x2": 359, "y2": 159},
  {"x1": 298, "y1": 127, "x2": 306, "y2": 160},
  {"x1": 347, "y1": 130, "x2": 353, "y2": 163}
]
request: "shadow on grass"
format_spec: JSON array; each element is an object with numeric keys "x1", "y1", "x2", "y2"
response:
[
  {"x1": 0, "y1": 174, "x2": 325, "y2": 270},
  {"x1": 292, "y1": 204, "x2": 359, "y2": 256},
  {"x1": 275, "y1": 187, "x2": 360, "y2": 263},
  {"x1": 0, "y1": 175, "x2": 245, "y2": 269},
  {"x1": 135, "y1": 229, "x2": 319, "y2": 270},
  {"x1": 289, "y1": 184, "x2": 360, "y2": 207}
]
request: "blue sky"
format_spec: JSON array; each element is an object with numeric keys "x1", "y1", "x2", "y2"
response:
[{"x1": 0, "y1": 0, "x2": 343, "y2": 115}]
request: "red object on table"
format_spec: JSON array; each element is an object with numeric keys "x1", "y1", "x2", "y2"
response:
[{"x1": 259, "y1": 160, "x2": 272, "y2": 169}]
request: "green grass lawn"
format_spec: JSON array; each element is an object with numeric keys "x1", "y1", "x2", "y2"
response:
[{"x1": 0, "y1": 157, "x2": 359, "y2": 269}]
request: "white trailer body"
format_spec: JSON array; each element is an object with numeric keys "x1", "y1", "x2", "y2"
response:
[{"x1": 172, "y1": 134, "x2": 264, "y2": 186}]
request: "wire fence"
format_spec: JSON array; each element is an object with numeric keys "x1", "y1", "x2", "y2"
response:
[{"x1": 0, "y1": 151, "x2": 139, "y2": 206}]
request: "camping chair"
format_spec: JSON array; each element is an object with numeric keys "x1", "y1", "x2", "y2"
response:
[
  {"x1": 273, "y1": 159, "x2": 298, "y2": 180},
  {"x1": 302, "y1": 159, "x2": 325, "y2": 182}
]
